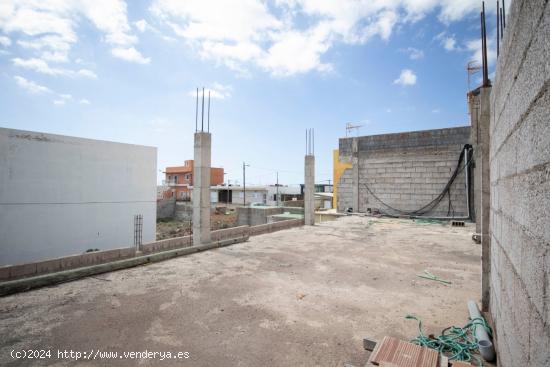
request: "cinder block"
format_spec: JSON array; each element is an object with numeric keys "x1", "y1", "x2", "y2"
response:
[
  {"x1": 0, "y1": 266, "x2": 11, "y2": 281},
  {"x1": 36, "y1": 259, "x2": 62, "y2": 275},
  {"x1": 9, "y1": 263, "x2": 37, "y2": 278},
  {"x1": 528, "y1": 305, "x2": 550, "y2": 366}
]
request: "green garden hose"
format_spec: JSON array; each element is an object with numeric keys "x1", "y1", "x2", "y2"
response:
[{"x1": 405, "y1": 314, "x2": 493, "y2": 366}]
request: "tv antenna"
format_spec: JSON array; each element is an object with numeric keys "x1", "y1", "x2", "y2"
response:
[
  {"x1": 466, "y1": 60, "x2": 482, "y2": 92},
  {"x1": 346, "y1": 122, "x2": 364, "y2": 137}
]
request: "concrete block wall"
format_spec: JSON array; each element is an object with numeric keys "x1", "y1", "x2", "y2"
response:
[
  {"x1": 338, "y1": 127, "x2": 471, "y2": 216},
  {"x1": 337, "y1": 168, "x2": 353, "y2": 211},
  {"x1": 488, "y1": 1, "x2": 550, "y2": 366},
  {"x1": 237, "y1": 206, "x2": 285, "y2": 226}
]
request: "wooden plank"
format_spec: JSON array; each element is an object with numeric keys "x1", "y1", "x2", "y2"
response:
[{"x1": 369, "y1": 336, "x2": 439, "y2": 367}]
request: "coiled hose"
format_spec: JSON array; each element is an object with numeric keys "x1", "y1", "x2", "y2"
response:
[{"x1": 405, "y1": 314, "x2": 493, "y2": 366}]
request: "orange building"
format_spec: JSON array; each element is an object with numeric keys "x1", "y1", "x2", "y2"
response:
[{"x1": 163, "y1": 160, "x2": 224, "y2": 200}]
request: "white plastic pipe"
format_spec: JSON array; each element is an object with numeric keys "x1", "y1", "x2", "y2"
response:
[{"x1": 467, "y1": 300, "x2": 495, "y2": 361}]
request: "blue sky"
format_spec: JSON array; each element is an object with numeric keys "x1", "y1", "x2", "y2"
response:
[{"x1": 0, "y1": 0, "x2": 505, "y2": 185}]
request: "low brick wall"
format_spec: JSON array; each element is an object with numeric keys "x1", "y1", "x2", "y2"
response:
[
  {"x1": 0, "y1": 219, "x2": 304, "y2": 283},
  {"x1": 211, "y1": 226, "x2": 249, "y2": 242},
  {"x1": 141, "y1": 236, "x2": 191, "y2": 254},
  {"x1": 0, "y1": 247, "x2": 136, "y2": 282},
  {"x1": 249, "y1": 218, "x2": 304, "y2": 236}
]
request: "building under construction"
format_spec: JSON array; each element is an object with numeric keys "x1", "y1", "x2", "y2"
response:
[{"x1": 0, "y1": 2, "x2": 548, "y2": 367}]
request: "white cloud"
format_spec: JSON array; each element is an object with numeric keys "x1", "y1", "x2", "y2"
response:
[
  {"x1": 402, "y1": 47, "x2": 424, "y2": 60},
  {"x1": 188, "y1": 83, "x2": 232, "y2": 100},
  {"x1": 0, "y1": 0, "x2": 148, "y2": 64},
  {"x1": 14, "y1": 75, "x2": 52, "y2": 94},
  {"x1": 436, "y1": 32, "x2": 459, "y2": 51},
  {"x1": 443, "y1": 37, "x2": 457, "y2": 51},
  {"x1": 432, "y1": 108, "x2": 440, "y2": 113},
  {"x1": 394, "y1": 69, "x2": 417, "y2": 86},
  {"x1": 111, "y1": 47, "x2": 151, "y2": 64},
  {"x1": 0, "y1": 35, "x2": 11, "y2": 47},
  {"x1": 135, "y1": 19, "x2": 148, "y2": 33},
  {"x1": 465, "y1": 37, "x2": 497, "y2": 68},
  {"x1": 150, "y1": 0, "x2": 491, "y2": 77},
  {"x1": 79, "y1": 98, "x2": 91, "y2": 105},
  {"x1": 12, "y1": 57, "x2": 98, "y2": 78},
  {"x1": 76, "y1": 69, "x2": 98, "y2": 79},
  {"x1": 14, "y1": 75, "x2": 88, "y2": 106},
  {"x1": 134, "y1": 19, "x2": 162, "y2": 34}
]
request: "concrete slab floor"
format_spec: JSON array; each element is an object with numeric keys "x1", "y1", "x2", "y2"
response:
[{"x1": 0, "y1": 217, "x2": 481, "y2": 366}]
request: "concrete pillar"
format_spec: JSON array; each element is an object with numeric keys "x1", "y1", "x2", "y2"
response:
[
  {"x1": 193, "y1": 132, "x2": 211, "y2": 244},
  {"x1": 479, "y1": 86, "x2": 491, "y2": 311},
  {"x1": 304, "y1": 155, "x2": 315, "y2": 225},
  {"x1": 352, "y1": 138, "x2": 359, "y2": 212},
  {"x1": 468, "y1": 90, "x2": 482, "y2": 233}
]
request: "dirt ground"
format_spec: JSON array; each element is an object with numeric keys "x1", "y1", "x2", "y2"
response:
[
  {"x1": 0, "y1": 216, "x2": 481, "y2": 366},
  {"x1": 156, "y1": 212, "x2": 238, "y2": 240}
]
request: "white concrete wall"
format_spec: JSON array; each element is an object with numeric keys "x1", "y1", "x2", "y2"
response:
[{"x1": 0, "y1": 128, "x2": 157, "y2": 266}]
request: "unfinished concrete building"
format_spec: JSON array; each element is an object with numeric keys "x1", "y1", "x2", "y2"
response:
[
  {"x1": 0, "y1": 2, "x2": 548, "y2": 367},
  {"x1": 335, "y1": 126, "x2": 471, "y2": 218}
]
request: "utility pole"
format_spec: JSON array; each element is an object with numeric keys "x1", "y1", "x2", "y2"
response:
[
  {"x1": 243, "y1": 162, "x2": 249, "y2": 206},
  {"x1": 276, "y1": 171, "x2": 279, "y2": 207}
]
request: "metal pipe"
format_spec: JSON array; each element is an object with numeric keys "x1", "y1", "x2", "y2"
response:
[
  {"x1": 500, "y1": 7, "x2": 504, "y2": 39},
  {"x1": 467, "y1": 300, "x2": 495, "y2": 361},
  {"x1": 496, "y1": 1, "x2": 500, "y2": 56},
  {"x1": 464, "y1": 147, "x2": 472, "y2": 219},
  {"x1": 201, "y1": 87, "x2": 205, "y2": 131},
  {"x1": 195, "y1": 88, "x2": 199, "y2": 132},
  {"x1": 484, "y1": 6, "x2": 489, "y2": 82},
  {"x1": 207, "y1": 90, "x2": 211, "y2": 132},
  {"x1": 276, "y1": 171, "x2": 279, "y2": 207}
]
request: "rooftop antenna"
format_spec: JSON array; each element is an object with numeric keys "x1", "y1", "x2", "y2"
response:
[
  {"x1": 346, "y1": 122, "x2": 364, "y2": 137},
  {"x1": 467, "y1": 61, "x2": 482, "y2": 91}
]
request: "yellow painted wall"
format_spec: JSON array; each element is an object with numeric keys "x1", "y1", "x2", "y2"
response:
[{"x1": 332, "y1": 149, "x2": 352, "y2": 209}]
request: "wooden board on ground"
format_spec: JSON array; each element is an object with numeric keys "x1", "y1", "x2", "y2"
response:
[{"x1": 367, "y1": 336, "x2": 439, "y2": 367}]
